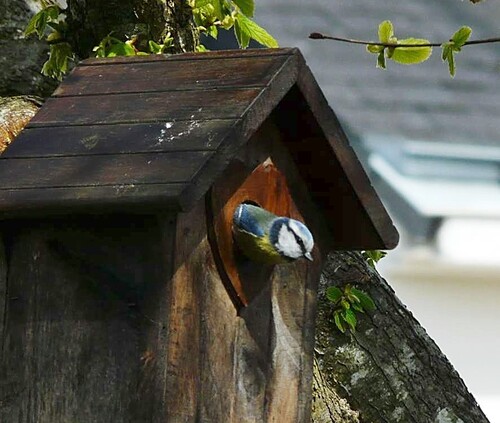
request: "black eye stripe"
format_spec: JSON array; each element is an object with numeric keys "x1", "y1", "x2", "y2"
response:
[
  {"x1": 291, "y1": 229, "x2": 306, "y2": 252},
  {"x1": 285, "y1": 221, "x2": 307, "y2": 253}
]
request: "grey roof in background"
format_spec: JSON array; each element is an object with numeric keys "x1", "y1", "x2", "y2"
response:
[{"x1": 255, "y1": 0, "x2": 500, "y2": 145}]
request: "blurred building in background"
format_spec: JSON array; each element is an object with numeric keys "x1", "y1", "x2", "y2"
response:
[{"x1": 249, "y1": 0, "x2": 500, "y2": 420}]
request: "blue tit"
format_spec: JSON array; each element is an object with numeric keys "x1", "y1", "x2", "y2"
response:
[{"x1": 232, "y1": 203, "x2": 314, "y2": 264}]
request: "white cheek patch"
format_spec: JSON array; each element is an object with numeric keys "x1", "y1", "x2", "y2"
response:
[
  {"x1": 277, "y1": 225, "x2": 302, "y2": 259},
  {"x1": 288, "y1": 220, "x2": 314, "y2": 253}
]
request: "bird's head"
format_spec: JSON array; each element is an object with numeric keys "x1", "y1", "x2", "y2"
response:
[{"x1": 270, "y1": 217, "x2": 314, "y2": 262}]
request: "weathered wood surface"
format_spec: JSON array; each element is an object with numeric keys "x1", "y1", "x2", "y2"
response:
[
  {"x1": 0, "y1": 215, "x2": 174, "y2": 422},
  {"x1": 54, "y1": 55, "x2": 290, "y2": 97},
  {"x1": 0, "y1": 184, "x2": 185, "y2": 217},
  {"x1": 169, "y1": 197, "x2": 322, "y2": 422},
  {"x1": 29, "y1": 89, "x2": 261, "y2": 127},
  {"x1": 0, "y1": 152, "x2": 209, "y2": 188},
  {"x1": 80, "y1": 47, "x2": 293, "y2": 66},
  {"x1": 2, "y1": 120, "x2": 233, "y2": 158},
  {"x1": 0, "y1": 190, "x2": 321, "y2": 423},
  {"x1": 0, "y1": 48, "x2": 397, "y2": 251}
]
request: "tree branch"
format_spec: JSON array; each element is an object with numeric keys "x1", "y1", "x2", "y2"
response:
[{"x1": 309, "y1": 32, "x2": 500, "y2": 48}]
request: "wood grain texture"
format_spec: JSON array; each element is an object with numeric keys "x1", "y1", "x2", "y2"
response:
[
  {"x1": 164, "y1": 202, "x2": 204, "y2": 421},
  {"x1": 0, "y1": 183, "x2": 185, "y2": 218},
  {"x1": 0, "y1": 236, "x2": 6, "y2": 368},
  {"x1": 0, "y1": 152, "x2": 209, "y2": 189},
  {"x1": 0, "y1": 215, "x2": 174, "y2": 422},
  {"x1": 79, "y1": 48, "x2": 295, "y2": 66},
  {"x1": 3, "y1": 120, "x2": 234, "y2": 158},
  {"x1": 28, "y1": 88, "x2": 261, "y2": 127},
  {"x1": 54, "y1": 55, "x2": 289, "y2": 97}
]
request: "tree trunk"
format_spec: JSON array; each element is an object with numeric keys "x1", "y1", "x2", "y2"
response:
[
  {"x1": 0, "y1": 96, "x2": 41, "y2": 153},
  {"x1": 66, "y1": 0, "x2": 199, "y2": 58},
  {"x1": 0, "y1": 0, "x2": 57, "y2": 97},
  {"x1": 0, "y1": 3, "x2": 489, "y2": 423},
  {"x1": 312, "y1": 251, "x2": 489, "y2": 423}
]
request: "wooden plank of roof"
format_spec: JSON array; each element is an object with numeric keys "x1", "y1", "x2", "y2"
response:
[
  {"x1": 54, "y1": 55, "x2": 290, "y2": 97},
  {"x1": 0, "y1": 152, "x2": 210, "y2": 189},
  {"x1": 4, "y1": 120, "x2": 234, "y2": 158},
  {"x1": 0, "y1": 183, "x2": 186, "y2": 217},
  {"x1": 80, "y1": 48, "x2": 295, "y2": 66},
  {"x1": 27, "y1": 88, "x2": 260, "y2": 127}
]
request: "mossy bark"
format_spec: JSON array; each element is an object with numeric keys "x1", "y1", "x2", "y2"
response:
[{"x1": 312, "y1": 251, "x2": 490, "y2": 423}]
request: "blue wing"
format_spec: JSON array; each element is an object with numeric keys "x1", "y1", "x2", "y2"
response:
[{"x1": 233, "y1": 204, "x2": 276, "y2": 238}]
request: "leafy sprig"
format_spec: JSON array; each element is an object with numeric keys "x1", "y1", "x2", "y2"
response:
[
  {"x1": 366, "y1": 21, "x2": 432, "y2": 69},
  {"x1": 362, "y1": 250, "x2": 387, "y2": 269},
  {"x1": 24, "y1": 3, "x2": 74, "y2": 80},
  {"x1": 326, "y1": 285, "x2": 376, "y2": 333},
  {"x1": 191, "y1": 0, "x2": 278, "y2": 49},
  {"x1": 441, "y1": 26, "x2": 472, "y2": 77},
  {"x1": 311, "y1": 21, "x2": 475, "y2": 77}
]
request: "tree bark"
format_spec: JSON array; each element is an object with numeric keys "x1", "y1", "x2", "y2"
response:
[
  {"x1": 0, "y1": 0, "x2": 57, "y2": 97},
  {"x1": 66, "y1": 0, "x2": 199, "y2": 58},
  {"x1": 312, "y1": 251, "x2": 489, "y2": 423},
  {"x1": 0, "y1": 96, "x2": 41, "y2": 153},
  {"x1": 0, "y1": 2, "x2": 490, "y2": 423}
]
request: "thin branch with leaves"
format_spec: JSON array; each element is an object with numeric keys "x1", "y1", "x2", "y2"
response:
[{"x1": 310, "y1": 20, "x2": 498, "y2": 77}]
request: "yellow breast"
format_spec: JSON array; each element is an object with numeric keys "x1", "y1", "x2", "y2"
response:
[{"x1": 233, "y1": 229, "x2": 288, "y2": 264}]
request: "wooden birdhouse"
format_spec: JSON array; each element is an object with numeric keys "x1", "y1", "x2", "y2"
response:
[{"x1": 0, "y1": 48, "x2": 398, "y2": 422}]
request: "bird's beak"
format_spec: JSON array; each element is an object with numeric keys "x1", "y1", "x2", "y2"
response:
[{"x1": 304, "y1": 252, "x2": 313, "y2": 262}]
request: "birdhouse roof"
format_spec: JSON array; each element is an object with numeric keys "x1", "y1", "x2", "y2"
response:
[{"x1": 1, "y1": 48, "x2": 398, "y2": 249}]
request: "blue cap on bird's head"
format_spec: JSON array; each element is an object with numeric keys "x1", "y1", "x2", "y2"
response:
[{"x1": 232, "y1": 203, "x2": 314, "y2": 264}]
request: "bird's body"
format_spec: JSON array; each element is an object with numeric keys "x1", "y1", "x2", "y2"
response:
[{"x1": 232, "y1": 203, "x2": 314, "y2": 264}]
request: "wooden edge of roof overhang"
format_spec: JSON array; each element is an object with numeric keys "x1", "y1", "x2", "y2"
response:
[{"x1": 0, "y1": 48, "x2": 398, "y2": 250}]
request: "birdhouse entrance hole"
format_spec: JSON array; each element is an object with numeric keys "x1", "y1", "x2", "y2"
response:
[{"x1": 208, "y1": 158, "x2": 305, "y2": 309}]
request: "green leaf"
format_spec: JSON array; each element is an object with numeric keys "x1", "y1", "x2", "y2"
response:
[
  {"x1": 234, "y1": 13, "x2": 278, "y2": 48},
  {"x1": 41, "y1": 42, "x2": 73, "y2": 80},
  {"x1": 451, "y1": 26, "x2": 472, "y2": 49},
  {"x1": 378, "y1": 20, "x2": 394, "y2": 43},
  {"x1": 351, "y1": 288, "x2": 376, "y2": 311},
  {"x1": 334, "y1": 311, "x2": 346, "y2": 333},
  {"x1": 234, "y1": 18, "x2": 251, "y2": 48},
  {"x1": 24, "y1": 5, "x2": 60, "y2": 39},
  {"x1": 106, "y1": 41, "x2": 136, "y2": 57},
  {"x1": 366, "y1": 44, "x2": 383, "y2": 54},
  {"x1": 351, "y1": 302, "x2": 365, "y2": 313},
  {"x1": 363, "y1": 250, "x2": 387, "y2": 268},
  {"x1": 233, "y1": 0, "x2": 255, "y2": 17},
  {"x1": 391, "y1": 38, "x2": 432, "y2": 65},
  {"x1": 377, "y1": 51, "x2": 386, "y2": 69},
  {"x1": 343, "y1": 309, "x2": 357, "y2": 331},
  {"x1": 340, "y1": 299, "x2": 351, "y2": 310},
  {"x1": 447, "y1": 49, "x2": 456, "y2": 77},
  {"x1": 148, "y1": 40, "x2": 162, "y2": 54},
  {"x1": 207, "y1": 24, "x2": 218, "y2": 39},
  {"x1": 196, "y1": 44, "x2": 209, "y2": 52},
  {"x1": 326, "y1": 286, "x2": 343, "y2": 304},
  {"x1": 441, "y1": 43, "x2": 452, "y2": 61}
]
